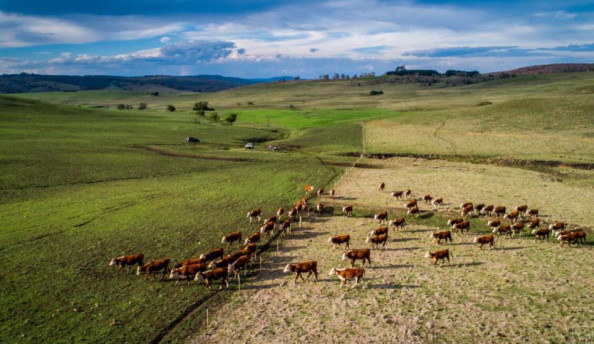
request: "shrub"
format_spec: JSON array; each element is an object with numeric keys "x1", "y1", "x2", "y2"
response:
[
  {"x1": 209, "y1": 112, "x2": 220, "y2": 121},
  {"x1": 193, "y1": 101, "x2": 213, "y2": 111},
  {"x1": 247, "y1": 101, "x2": 254, "y2": 105},
  {"x1": 138, "y1": 103, "x2": 148, "y2": 110},
  {"x1": 167, "y1": 105, "x2": 176, "y2": 112},
  {"x1": 117, "y1": 104, "x2": 126, "y2": 110},
  {"x1": 369, "y1": 90, "x2": 384, "y2": 96},
  {"x1": 196, "y1": 110, "x2": 205, "y2": 116},
  {"x1": 224, "y1": 113, "x2": 237, "y2": 124},
  {"x1": 477, "y1": 101, "x2": 493, "y2": 107}
]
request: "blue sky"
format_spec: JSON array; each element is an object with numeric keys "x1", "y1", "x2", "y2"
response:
[{"x1": 0, "y1": 0, "x2": 592, "y2": 77}]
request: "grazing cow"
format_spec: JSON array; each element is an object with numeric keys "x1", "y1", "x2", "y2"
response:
[
  {"x1": 389, "y1": 217, "x2": 406, "y2": 230},
  {"x1": 374, "y1": 211, "x2": 388, "y2": 224},
  {"x1": 221, "y1": 231, "x2": 242, "y2": 248},
  {"x1": 481, "y1": 204, "x2": 494, "y2": 216},
  {"x1": 169, "y1": 263, "x2": 208, "y2": 284},
  {"x1": 228, "y1": 255, "x2": 251, "y2": 278},
  {"x1": 475, "y1": 204, "x2": 486, "y2": 215},
  {"x1": 430, "y1": 231, "x2": 453, "y2": 245},
  {"x1": 528, "y1": 218, "x2": 540, "y2": 230},
  {"x1": 391, "y1": 190, "x2": 404, "y2": 200},
  {"x1": 407, "y1": 206, "x2": 419, "y2": 217},
  {"x1": 328, "y1": 235, "x2": 350, "y2": 249},
  {"x1": 316, "y1": 202, "x2": 324, "y2": 215},
  {"x1": 328, "y1": 268, "x2": 365, "y2": 288},
  {"x1": 487, "y1": 219, "x2": 501, "y2": 231},
  {"x1": 460, "y1": 202, "x2": 473, "y2": 210},
  {"x1": 379, "y1": 182, "x2": 385, "y2": 192},
  {"x1": 474, "y1": 235, "x2": 495, "y2": 250},
  {"x1": 366, "y1": 233, "x2": 388, "y2": 250},
  {"x1": 512, "y1": 221, "x2": 524, "y2": 236},
  {"x1": 452, "y1": 220, "x2": 470, "y2": 233},
  {"x1": 317, "y1": 188, "x2": 324, "y2": 198},
  {"x1": 515, "y1": 204, "x2": 528, "y2": 216},
  {"x1": 329, "y1": 189, "x2": 336, "y2": 198},
  {"x1": 432, "y1": 198, "x2": 444, "y2": 208},
  {"x1": 109, "y1": 254, "x2": 144, "y2": 274},
  {"x1": 404, "y1": 199, "x2": 417, "y2": 209},
  {"x1": 247, "y1": 209, "x2": 262, "y2": 222},
  {"x1": 209, "y1": 252, "x2": 246, "y2": 269},
  {"x1": 527, "y1": 209, "x2": 539, "y2": 218},
  {"x1": 195, "y1": 268, "x2": 229, "y2": 290},
  {"x1": 244, "y1": 232, "x2": 261, "y2": 246},
  {"x1": 137, "y1": 259, "x2": 170, "y2": 280},
  {"x1": 370, "y1": 226, "x2": 388, "y2": 236},
  {"x1": 278, "y1": 219, "x2": 292, "y2": 236},
  {"x1": 343, "y1": 205, "x2": 353, "y2": 217},
  {"x1": 260, "y1": 221, "x2": 275, "y2": 238},
  {"x1": 548, "y1": 222, "x2": 566, "y2": 236},
  {"x1": 276, "y1": 207, "x2": 285, "y2": 218},
  {"x1": 342, "y1": 249, "x2": 371, "y2": 267},
  {"x1": 404, "y1": 189, "x2": 412, "y2": 198},
  {"x1": 423, "y1": 194, "x2": 433, "y2": 204},
  {"x1": 447, "y1": 218, "x2": 464, "y2": 226},
  {"x1": 174, "y1": 258, "x2": 206, "y2": 269},
  {"x1": 531, "y1": 228, "x2": 550, "y2": 242},
  {"x1": 494, "y1": 206, "x2": 506, "y2": 217},
  {"x1": 264, "y1": 215, "x2": 278, "y2": 225},
  {"x1": 283, "y1": 261, "x2": 318, "y2": 283},
  {"x1": 425, "y1": 249, "x2": 453, "y2": 267},
  {"x1": 461, "y1": 204, "x2": 474, "y2": 218},
  {"x1": 504, "y1": 210, "x2": 520, "y2": 223},
  {"x1": 558, "y1": 231, "x2": 586, "y2": 247},
  {"x1": 494, "y1": 224, "x2": 513, "y2": 238},
  {"x1": 199, "y1": 248, "x2": 224, "y2": 262},
  {"x1": 288, "y1": 206, "x2": 299, "y2": 218}
]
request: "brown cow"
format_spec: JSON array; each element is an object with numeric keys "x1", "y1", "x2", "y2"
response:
[
  {"x1": 527, "y1": 208, "x2": 539, "y2": 218},
  {"x1": 169, "y1": 263, "x2": 208, "y2": 284},
  {"x1": 494, "y1": 224, "x2": 513, "y2": 238},
  {"x1": 174, "y1": 258, "x2": 206, "y2": 269},
  {"x1": 528, "y1": 218, "x2": 540, "y2": 230},
  {"x1": 208, "y1": 251, "x2": 247, "y2": 269},
  {"x1": 276, "y1": 207, "x2": 285, "y2": 218},
  {"x1": 264, "y1": 215, "x2": 278, "y2": 225},
  {"x1": 342, "y1": 249, "x2": 371, "y2": 267},
  {"x1": 461, "y1": 204, "x2": 474, "y2": 218},
  {"x1": 425, "y1": 249, "x2": 453, "y2": 267},
  {"x1": 432, "y1": 198, "x2": 444, "y2": 208},
  {"x1": 137, "y1": 259, "x2": 170, "y2": 280},
  {"x1": 370, "y1": 226, "x2": 388, "y2": 236},
  {"x1": 247, "y1": 209, "x2": 262, "y2": 222},
  {"x1": 515, "y1": 204, "x2": 528, "y2": 215},
  {"x1": 374, "y1": 211, "x2": 388, "y2": 224},
  {"x1": 404, "y1": 199, "x2": 417, "y2": 209},
  {"x1": 283, "y1": 261, "x2": 318, "y2": 283},
  {"x1": 195, "y1": 267, "x2": 229, "y2": 290},
  {"x1": 366, "y1": 233, "x2": 388, "y2": 250},
  {"x1": 391, "y1": 190, "x2": 404, "y2": 199},
  {"x1": 343, "y1": 205, "x2": 353, "y2": 217},
  {"x1": 474, "y1": 235, "x2": 495, "y2": 250},
  {"x1": 317, "y1": 188, "x2": 324, "y2": 198},
  {"x1": 328, "y1": 235, "x2": 350, "y2": 249},
  {"x1": 199, "y1": 248, "x2": 224, "y2": 262},
  {"x1": 244, "y1": 232, "x2": 261, "y2": 246},
  {"x1": 109, "y1": 254, "x2": 144, "y2": 274},
  {"x1": 481, "y1": 204, "x2": 494, "y2": 216},
  {"x1": 328, "y1": 268, "x2": 365, "y2": 288},
  {"x1": 260, "y1": 221, "x2": 275, "y2": 238},
  {"x1": 279, "y1": 219, "x2": 292, "y2": 236},
  {"x1": 460, "y1": 202, "x2": 473, "y2": 209},
  {"x1": 512, "y1": 221, "x2": 524, "y2": 236},
  {"x1": 504, "y1": 210, "x2": 520, "y2": 223},
  {"x1": 475, "y1": 204, "x2": 486, "y2": 214},
  {"x1": 558, "y1": 231, "x2": 586, "y2": 247},
  {"x1": 548, "y1": 222, "x2": 566, "y2": 235},
  {"x1": 487, "y1": 219, "x2": 501, "y2": 231},
  {"x1": 379, "y1": 182, "x2": 385, "y2": 192},
  {"x1": 452, "y1": 220, "x2": 470, "y2": 233},
  {"x1": 329, "y1": 189, "x2": 336, "y2": 198},
  {"x1": 407, "y1": 206, "x2": 419, "y2": 217},
  {"x1": 221, "y1": 231, "x2": 242, "y2": 248},
  {"x1": 494, "y1": 206, "x2": 506, "y2": 217},
  {"x1": 531, "y1": 228, "x2": 550, "y2": 242},
  {"x1": 228, "y1": 255, "x2": 251, "y2": 278},
  {"x1": 447, "y1": 218, "x2": 464, "y2": 226},
  {"x1": 430, "y1": 231, "x2": 452, "y2": 245},
  {"x1": 404, "y1": 189, "x2": 412, "y2": 198},
  {"x1": 423, "y1": 194, "x2": 433, "y2": 204},
  {"x1": 316, "y1": 202, "x2": 324, "y2": 215},
  {"x1": 390, "y1": 217, "x2": 406, "y2": 230}
]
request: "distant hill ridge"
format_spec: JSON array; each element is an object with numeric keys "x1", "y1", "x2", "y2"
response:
[{"x1": 493, "y1": 63, "x2": 594, "y2": 76}]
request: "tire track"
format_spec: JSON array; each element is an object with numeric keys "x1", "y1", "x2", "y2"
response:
[{"x1": 433, "y1": 119, "x2": 459, "y2": 156}]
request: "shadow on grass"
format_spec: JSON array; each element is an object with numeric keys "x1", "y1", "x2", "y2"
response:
[
  {"x1": 496, "y1": 246, "x2": 525, "y2": 251},
  {"x1": 293, "y1": 231, "x2": 330, "y2": 239},
  {"x1": 393, "y1": 238, "x2": 418, "y2": 242},
  {"x1": 374, "y1": 283, "x2": 422, "y2": 289},
  {"x1": 418, "y1": 212, "x2": 434, "y2": 219},
  {"x1": 392, "y1": 247, "x2": 421, "y2": 251},
  {"x1": 407, "y1": 228, "x2": 434, "y2": 233},
  {"x1": 449, "y1": 242, "x2": 473, "y2": 246},
  {"x1": 373, "y1": 264, "x2": 415, "y2": 269},
  {"x1": 442, "y1": 262, "x2": 485, "y2": 268},
  {"x1": 279, "y1": 246, "x2": 306, "y2": 252},
  {"x1": 240, "y1": 283, "x2": 281, "y2": 290}
]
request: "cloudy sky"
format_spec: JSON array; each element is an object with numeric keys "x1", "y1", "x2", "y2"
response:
[{"x1": 0, "y1": 0, "x2": 593, "y2": 78}]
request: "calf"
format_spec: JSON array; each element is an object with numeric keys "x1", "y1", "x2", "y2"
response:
[
  {"x1": 366, "y1": 233, "x2": 388, "y2": 250},
  {"x1": 374, "y1": 211, "x2": 388, "y2": 224},
  {"x1": 548, "y1": 222, "x2": 566, "y2": 236},
  {"x1": 228, "y1": 255, "x2": 251, "y2": 278},
  {"x1": 404, "y1": 199, "x2": 417, "y2": 209},
  {"x1": 391, "y1": 190, "x2": 404, "y2": 200},
  {"x1": 342, "y1": 249, "x2": 371, "y2": 267},
  {"x1": 247, "y1": 209, "x2": 262, "y2": 222},
  {"x1": 447, "y1": 218, "x2": 464, "y2": 226},
  {"x1": 531, "y1": 228, "x2": 550, "y2": 242},
  {"x1": 504, "y1": 210, "x2": 520, "y2": 223},
  {"x1": 461, "y1": 204, "x2": 474, "y2": 218},
  {"x1": 432, "y1": 198, "x2": 444, "y2": 208},
  {"x1": 527, "y1": 208, "x2": 539, "y2": 218},
  {"x1": 276, "y1": 207, "x2": 285, "y2": 218},
  {"x1": 494, "y1": 206, "x2": 506, "y2": 217},
  {"x1": 174, "y1": 258, "x2": 206, "y2": 269},
  {"x1": 528, "y1": 218, "x2": 540, "y2": 230},
  {"x1": 221, "y1": 231, "x2": 242, "y2": 248},
  {"x1": 109, "y1": 254, "x2": 144, "y2": 274},
  {"x1": 328, "y1": 235, "x2": 350, "y2": 250},
  {"x1": 370, "y1": 226, "x2": 388, "y2": 236},
  {"x1": 379, "y1": 182, "x2": 385, "y2": 192},
  {"x1": 452, "y1": 220, "x2": 470, "y2": 233},
  {"x1": 200, "y1": 248, "x2": 224, "y2": 262},
  {"x1": 481, "y1": 204, "x2": 494, "y2": 216},
  {"x1": 260, "y1": 221, "x2": 275, "y2": 238},
  {"x1": 328, "y1": 268, "x2": 365, "y2": 288},
  {"x1": 390, "y1": 217, "x2": 406, "y2": 230},
  {"x1": 137, "y1": 259, "x2": 170, "y2": 280},
  {"x1": 343, "y1": 205, "x2": 353, "y2": 217},
  {"x1": 195, "y1": 268, "x2": 229, "y2": 290},
  {"x1": 244, "y1": 232, "x2": 261, "y2": 246},
  {"x1": 423, "y1": 194, "x2": 433, "y2": 204},
  {"x1": 493, "y1": 224, "x2": 513, "y2": 238},
  {"x1": 407, "y1": 206, "x2": 419, "y2": 217},
  {"x1": 283, "y1": 261, "x2": 318, "y2": 283},
  {"x1": 169, "y1": 263, "x2": 208, "y2": 284},
  {"x1": 515, "y1": 204, "x2": 528, "y2": 216},
  {"x1": 425, "y1": 249, "x2": 453, "y2": 267},
  {"x1": 430, "y1": 231, "x2": 452, "y2": 245},
  {"x1": 474, "y1": 235, "x2": 495, "y2": 250},
  {"x1": 512, "y1": 221, "x2": 524, "y2": 236}
]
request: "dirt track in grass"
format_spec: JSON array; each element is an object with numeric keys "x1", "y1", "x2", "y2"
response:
[{"x1": 189, "y1": 161, "x2": 593, "y2": 344}]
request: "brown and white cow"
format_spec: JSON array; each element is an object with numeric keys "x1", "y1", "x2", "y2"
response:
[
  {"x1": 316, "y1": 202, "x2": 324, "y2": 215},
  {"x1": 447, "y1": 218, "x2": 464, "y2": 226},
  {"x1": 366, "y1": 233, "x2": 388, "y2": 250},
  {"x1": 474, "y1": 235, "x2": 495, "y2": 250},
  {"x1": 487, "y1": 219, "x2": 501, "y2": 231},
  {"x1": 527, "y1": 208, "x2": 539, "y2": 218},
  {"x1": 208, "y1": 252, "x2": 246, "y2": 269},
  {"x1": 260, "y1": 221, "x2": 275, "y2": 238},
  {"x1": 528, "y1": 218, "x2": 540, "y2": 230},
  {"x1": 404, "y1": 189, "x2": 412, "y2": 198},
  {"x1": 200, "y1": 248, "x2": 224, "y2": 262},
  {"x1": 531, "y1": 228, "x2": 550, "y2": 242},
  {"x1": 329, "y1": 189, "x2": 336, "y2": 198},
  {"x1": 174, "y1": 258, "x2": 206, "y2": 269},
  {"x1": 243, "y1": 243, "x2": 258, "y2": 260},
  {"x1": 432, "y1": 198, "x2": 444, "y2": 208},
  {"x1": 461, "y1": 204, "x2": 474, "y2": 218},
  {"x1": 343, "y1": 205, "x2": 353, "y2": 217},
  {"x1": 279, "y1": 218, "x2": 293, "y2": 236},
  {"x1": 288, "y1": 206, "x2": 299, "y2": 218},
  {"x1": 425, "y1": 249, "x2": 453, "y2": 266},
  {"x1": 475, "y1": 204, "x2": 486, "y2": 215},
  {"x1": 374, "y1": 211, "x2": 388, "y2": 224},
  {"x1": 404, "y1": 199, "x2": 417, "y2": 209},
  {"x1": 283, "y1": 261, "x2": 318, "y2": 283},
  {"x1": 136, "y1": 259, "x2": 170, "y2": 280},
  {"x1": 264, "y1": 215, "x2": 278, "y2": 225},
  {"x1": 328, "y1": 235, "x2": 350, "y2": 250},
  {"x1": 342, "y1": 249, "x2": 371, "y2": 267},
  {"x1": 494, "y1": 206, "x2": 506, "y2": 217},
  {"x1": 512, "y1": 221, "x2": 524, "y2": 236},
  {"x1": 493, "y1": 224, "x2": 513, "y2": 238},
  {"x1": 195, "y1": 267, "x2": 229, "y2": 290},
  {"x1": 109, "y1": 254, "x2": 144, "y2": 274},
  {"x1": 430, "y1": 231, "x2": 452, "y2": 245},
  {"x1": 276, "y1": 207, "x2": 285, "y2": 218},
  {"x1": 228, "y1": 255, "x2": 251, "y2": 278},
  {"x1": 370, "y1": 226, "x2": 388, "y2": 236},
  {"x1": 452, "y1": 220, "x2": 470, "y2": 233},
  {"x1": 317, "y1": 188, "x2": 324, "y2": 198},
  {"x1": 169, "y1": 263, "x2": 208, "y2": 284},
  {"x1": 391, "y1": 190, "x2": 404, "y2": 200},
  {"x1": 515, "y1": 204, "x2": 528, "y2": 216},
  {"x1": 390, "y1": 217, "x2": 406, "y2": 230},
  {"x1": 244, "y1": 232, "x2": 261, "y2": 246},
  {"x1": 247, "y1": 209, "x2": 262, "y2": 222},
  {"x1": 423, "y1": 194, "x2": 433, "y2": 204},
  {"x1": 407, "y1": 206, "x2": 419, "y2": 217},
  {"x1": 548, "y1": 222, "x2": 566, "y2": 236},
  {"x1": 221, "y1": 231, "x2": 242, "y2": 248},
  {"x1": 481, "y1": 204, "x2": 494, "y2": 216},
  {"x1": 328, "y1": 268, "x2": 365, "y2": 288},
  {"x1": 504, "y1": 210, "x2": 520, "y2": 223},
  {"x1": 557, "y1": 231, "x2": 586, "y2": 247},
  {"x1": 379, "y1": 182, "x2": 386, "y2": 192}
]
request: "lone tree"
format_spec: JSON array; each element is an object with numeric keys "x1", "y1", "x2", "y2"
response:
[
  {"x1": 167, "y1": 104, "x2": 176, "y2": 112},
  {"x1": 209, "y1": 112, "x2": 220, "y2": 121},
  {"x1": 138, "y1": 102, "x2": 148, "y2": 110},
  {"x1": 193, "y1": 101, "x2": 213, "y2": 111},
  {"x1": 224, "y1": 113, "x2": 237, "y2": 124}
]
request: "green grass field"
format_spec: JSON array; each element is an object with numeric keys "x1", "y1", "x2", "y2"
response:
[{"x1": 2, "y1": 71, "x2": 593, "y2": 343}]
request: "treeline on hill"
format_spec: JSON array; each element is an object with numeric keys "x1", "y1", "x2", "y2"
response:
[{"x1": 0, "y1": 73, "x2": 258, "y2": 93}]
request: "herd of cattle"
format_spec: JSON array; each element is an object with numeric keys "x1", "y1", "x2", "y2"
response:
[{"x1": 109, "y1": 182, "x2": 587, "y2": 290}]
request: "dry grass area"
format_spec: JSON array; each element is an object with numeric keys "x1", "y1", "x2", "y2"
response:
[{"x1": 190, "y1": 163, "x2": 593, "y2": 344}]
